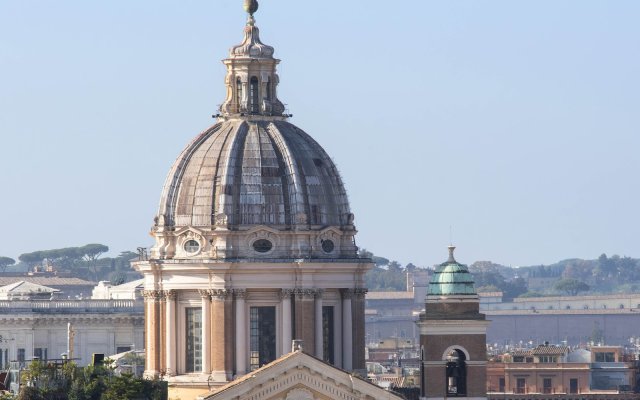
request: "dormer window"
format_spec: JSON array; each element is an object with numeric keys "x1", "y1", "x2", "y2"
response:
[{"x1": 250, "y1": 77, "x2": 259, "y2": 114}]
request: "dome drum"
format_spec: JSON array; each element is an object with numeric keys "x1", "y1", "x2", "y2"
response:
[{"x1": 150, "y1": 226, "x2": 357, "y2": 261}]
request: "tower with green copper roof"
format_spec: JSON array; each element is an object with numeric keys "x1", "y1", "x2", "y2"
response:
[
  {"x1": 428, "y1": 245, "x2": 477, "y2": 296},
  {"x1": 417, "y1": 246, "x2": 489, "y2": 400}
]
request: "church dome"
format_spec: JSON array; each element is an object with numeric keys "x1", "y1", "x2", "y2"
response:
[
  {"x1": 156, "y1": 119, "x2": 351, "y2": 229},
  {"x1": 428, "y1": 246, "x2": 477, "y2": 296},
  {"x1": 149, "y1": 4, "x2": 358, "y2": 261}
]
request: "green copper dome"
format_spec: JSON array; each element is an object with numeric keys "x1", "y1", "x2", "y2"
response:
[{"x1": 428, "y1": 246, "x2": 477, "y2": 296}]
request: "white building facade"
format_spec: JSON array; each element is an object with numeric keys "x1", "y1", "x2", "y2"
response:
[{"x1": 0, "y1": 298, "x2": 144, "y2": 368}]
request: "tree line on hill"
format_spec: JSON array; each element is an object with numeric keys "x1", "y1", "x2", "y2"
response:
[
  {"x1": 361, "y1": 249, "x2": 640, "y2": 299},
  {"x1": 0, "y1": 245, "x2": 140, "y2": 284}
]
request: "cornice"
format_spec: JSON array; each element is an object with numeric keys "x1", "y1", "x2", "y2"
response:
[{"x1": 0, "y1": 314, "x2": 144, "y2": 325}]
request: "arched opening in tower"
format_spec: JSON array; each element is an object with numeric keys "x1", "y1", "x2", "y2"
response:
[{"x1": 445, "y1": 349, "x2": 467, "y2": 396}]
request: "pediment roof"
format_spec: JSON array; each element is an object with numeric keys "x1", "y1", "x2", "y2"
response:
[
  {"x1": 200, "y1": 351, "x2": 403, "y2": 400},
  {"x1": 0, "y1": 281, "x2": 59, "y2": 294}
]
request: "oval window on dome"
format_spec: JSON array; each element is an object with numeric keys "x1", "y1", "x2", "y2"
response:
[
  {"x1": 253, "y1": 239, "x2": 273, "y2": 253},
  {"x1": 184, "y1": 240, "x2": 200, "y2": 254},
  {"x1": 321, "y1": 239, "x2": 334, "y2": 253}
]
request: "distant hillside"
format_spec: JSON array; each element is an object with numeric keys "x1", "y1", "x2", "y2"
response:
[{"x1": 362, "y1": 249, "x2": 640, "y2": 299}]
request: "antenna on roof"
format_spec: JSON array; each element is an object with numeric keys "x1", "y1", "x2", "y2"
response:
[{"x1": 449, "y1": 225, "x2": 453, "y2": 246}]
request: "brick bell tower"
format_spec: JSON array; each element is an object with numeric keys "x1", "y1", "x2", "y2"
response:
[{"x1": 417, "y1": 246, "x2": 489, "y2": 400}]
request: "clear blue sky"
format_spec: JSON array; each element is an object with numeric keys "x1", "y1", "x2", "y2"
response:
[{"x1": 1, "y1": 1, "x2": 638, "y2": 267}]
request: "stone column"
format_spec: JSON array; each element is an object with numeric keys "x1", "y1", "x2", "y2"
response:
[
  {"x1": 159, "y1": 292, "x2": 166, "y2": 373},
  {"x1": 199, "y1": 289, "x2": 211, "y2": 375},
  {"x1": 341, "y1": 289, "x2": 354, "y2": 371},
  {"x1": 234, "y1": 289, "x2": 247, "y2": 376},
  {"x1": 315, "y1": 290, "x2": 324, "y2": 360},
  {"x1": 353, "y1": 288, "x2": 368, "y2": 373},
  {"x1": 294, "y1": 289, "x2": 316, "y2": 355},
  {"x1": 164, "y1": 290, "x2": 177, "y2": 376},
  {"x1": 280, "y1": 289, "x2": 294, "y2": 355},
  {"x1": 211, "y1": 289, "x2": 232, "y2": 382},
  {"x1": 142, "y1": 290, "x2": 161, "y2": 379}
]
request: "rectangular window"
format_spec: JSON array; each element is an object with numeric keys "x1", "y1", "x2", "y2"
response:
[
  {"x1": 595, "y1": 352, "x2": 615, "y2": 362},
  {"x1": 322, "y1": 306, "x2": 335, "y2": 364},
  {"x1": 543, "y1": 378, "x2": 552, "y2": 394},
  {"x1": 116, "y1": 346, "x2": 132, "y2": 354},
  {"x1": 498, "y1": 378, "x2": 505, "y2": 392},
  {"x1": 185, "y1": 307, "x2": 202, "y2": 373},
  {"x1": 17, "y1": 348, "x2": 25, "y2": 362},
  {"x1": 516, "y1": 378, "x2": 526, "y2": 394},
  {"x1": 33, "y1": 348, "x2": 48, "y2": 361},
  {"x1": 249, "y1": 306, "x2": 276, "y2": 371},
  {"x1": 569, "y1": 378, "x2": 578, "y2": 394},
  {"x1": 0, "y1": 348, "x2": 3, "y2": 368}
]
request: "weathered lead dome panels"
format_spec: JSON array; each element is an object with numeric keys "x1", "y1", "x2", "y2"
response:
[{"x1": 156, "y1": 119, "x2": 351, "y2": 229}]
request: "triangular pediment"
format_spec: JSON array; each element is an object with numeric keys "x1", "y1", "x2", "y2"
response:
[
  {"x1": 201, "y1": 351, "x2": 403, "y2": 400},
  {"x1": 0, "y1": 280, "x2": 60, "y2": 300},
  {"x1": 0, "y1": 281, "x2": 59, "y2": 294},
  {"x1": 173, "y1": 226, "x2": 206, "y2": 237},
  {"x1": 245, "y1": 225, "x2": 280, "y2": 236},
  {"x1": 318, "y1": 226, "x2": 341, "y2": 237}
]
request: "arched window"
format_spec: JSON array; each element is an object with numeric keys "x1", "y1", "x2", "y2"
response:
[
  {"x1": 236, "y1": 78, "x2": 243, "y2": 111},
  {"x1": 250, "y1": 76, "x2": 259, "y2": 114},
  {"x1": 446, "y1": 349, "x2": 467, "y2": 396}
]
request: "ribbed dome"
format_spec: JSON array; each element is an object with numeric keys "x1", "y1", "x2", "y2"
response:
[
  {"x1": 428, "y1": 246, "x2": 477, "y2": 296},
  {"x1": 156, "y1": 119, "x2": 351, "y2": 230},
  {"x1": 148, "y1": 7, "x2": 359, "y2": 262}
]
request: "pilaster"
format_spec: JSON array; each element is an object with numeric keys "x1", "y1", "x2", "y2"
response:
[
  {"x1": 159, "y1": 291, "x2": 167, "y2": 374},
  {"x1": 164, "y1": 290, "x2": 177, "y2": 376},
  {"x1": 142, "y1": 290, "x2": 162, "y2": 379},
  {"x1": 294, "y1": 289, "x2": 317, "y2": 355},
  {"x1": 340, "y1": 289, "x2": 354, "y2": 371},
  {"x1": 280, "y1": 289, "x2": 294, "y2": 354},
  {"x1": 198, "y1": 289, "x2": 212, "y2": 375},
  {"x1": 210, "y1": 289, "x2": 232, "y2": 382},
  {"x1": 234, "y1": 289, "x2": 247, "y2": 376}
]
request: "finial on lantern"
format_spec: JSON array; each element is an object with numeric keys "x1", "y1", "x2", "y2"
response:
[
  {"x1": 243, "y1": 0, "x2": 259, "y2": 25},
  {"x1": 243, "y1": 0, "x2": 259, "y2": 16}
]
